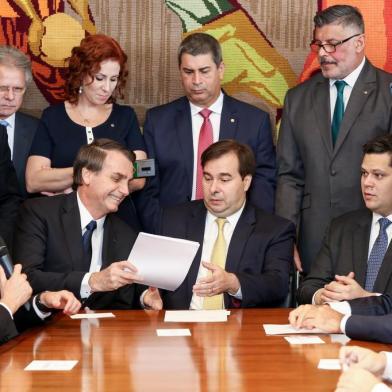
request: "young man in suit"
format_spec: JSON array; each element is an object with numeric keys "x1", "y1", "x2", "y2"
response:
[
  {"x1": 276, "y1": 5, "x2": 392, "y2": 274},
  {"x1": 297, "y1": 134, "x2": 392, "y2": 304},
  {"x1": 135, "y1": 32, "x2": 276, "y2": 233},
  {"x1": 0, "y1": 45, "x2": 39, "y2": 197},
  {"x1": 14, "y1": 139, "x2": 145, "y2": 310},
  {"x1": 143, "y1": 140, "x2": 295, "y2": 310}
]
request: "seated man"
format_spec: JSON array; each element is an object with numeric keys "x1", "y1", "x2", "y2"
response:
[
  {"x1": 0, "y1": 264, "x2": 80, "y2": 344},
  {"x1": 14, "y1": 139, "x2": 143, "y2": 309},
  {"x1": 289, "y1": 293, "x2": 392, "y2": 343},
  {"x1": 144, "y1": 140, "x2": 295, "y2": 309},
  {"x1": 297, "y1": 134, "x2": 392, "y2": 305},
  {"x1": 337, "y1": 346, "x2": 392, "y2": 392}
]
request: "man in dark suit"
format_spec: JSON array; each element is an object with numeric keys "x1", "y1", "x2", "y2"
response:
[
  {"x1": 0, "y1": 45, "x2": 38, "y2": 197},
  {"x1": 143, "y1": 140, "x2": 295, "y2": 310},
  {"x1": 0, "y1": 263, "x2": 81, "y2": 345},
  {"x1": 135, "y1": 32, "x2": 276, "y2": 233},
  {"x1": 14, "y1": 139, "x2": 145, "y2": 310},
  {"x1": 276, "y1": 5, "x2": 392, "y2": 274},
  {"x1": 297, "y1": 135, "x2": 392, "y2": 305}
]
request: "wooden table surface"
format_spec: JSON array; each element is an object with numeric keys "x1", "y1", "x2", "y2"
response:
[{"x1": 0, "y1": 308, "x2": 390, "y2": 391}]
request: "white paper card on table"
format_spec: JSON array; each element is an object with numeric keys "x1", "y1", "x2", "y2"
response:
[
  {"x1": 128, "y1": 232, "x2": 199, "y2": 291},
  {"x1": 285, "y1": 336, "x2": 325, "y2": 345},
  {"x1": 318, "y1": 359, "x2": 341, "y2": 370},
  {"x1": 25, "y1": 360, "x2": 78, "y2": 371},
  {"x1": 156, "y1": 329, "x2": 191, "y2": 337},
  {"x1": 263, "y1": 324, "x2": 329, "y2": 335},
  {"x1": 164, "y1": 310, "x2": 228, "y2": 323},
  {"x1": 330, "y1": 334, "x2": 351, "y2": 345},
  {"x1": 70, "y1": 312, "x2": 115, "y2": 319}
]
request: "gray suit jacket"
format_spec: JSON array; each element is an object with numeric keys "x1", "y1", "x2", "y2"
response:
[
  {"x1": 297, "y1": 209, "x2": 392, "y2": 304},
  {"x1": 14, "y1": 112, "x2": 39, "y2": 197},
  {"x1": 276, "y1": 59, "x2": 392, "y2": 273}
]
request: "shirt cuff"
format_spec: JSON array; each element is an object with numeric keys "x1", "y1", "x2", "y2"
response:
[
  {"x1": 80, "y1": 273, "x2": 93, "y2": 299},
  {"x1": 32, "y1": 295, "x2": 51, "y2": 319},
  {"x1": 229, "y1": 286, "x2": 242, "y2": 300},
  {"x1": 371, "y1": 383, "x2": 392, "y2": 392},
  {"x1": 140, "y1": 289, "x2": 148, "y2": 309},
  {"x1": 339, "y1": 314, "x2": 350, "y2": 334},
  {"x1": 328, "y1": 300, "x2": 352, "y2": 315},
  {"x1": 382, "y1": 352, "x2": 392, "y2": 381},
  {"x1": 0, "y1": 302, "x2": 13, "y2": 319}
]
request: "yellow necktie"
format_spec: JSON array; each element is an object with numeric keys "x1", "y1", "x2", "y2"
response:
[{"x1": 203, "y1": 218, "x2": 227, "y2": 310}]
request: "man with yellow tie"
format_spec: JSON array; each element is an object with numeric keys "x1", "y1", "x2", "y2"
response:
[{"x1": 143, "y1": 139, "x2": 295, "y2": 310}]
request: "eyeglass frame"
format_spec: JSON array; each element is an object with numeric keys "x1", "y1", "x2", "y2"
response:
[
  {"x1": 309, "y1": 33, "x2": 362, "y2": 53},
  {"x1": 0, "y1": 85, "x2": 26, "y2": 96}
]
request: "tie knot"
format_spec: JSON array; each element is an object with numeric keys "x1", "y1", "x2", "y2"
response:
[
  {"x1": 379, "y1": 217, "x2": 391, "y2": 231},
  {"x1": 215, "y1": 218, "x2": 227, "y2": 231},
  {"x1": 199, "y1": 108, "x2": 212, "y2": 119},
  {"x1": 334, "y1": 80, "x2": 347, "y2": 94},
  {"x1": 0, "y1": 120, "x2": 9, "y2": 127},
  {"x1": 85, "y1": 220, "x2": 97, "y2": 232}
]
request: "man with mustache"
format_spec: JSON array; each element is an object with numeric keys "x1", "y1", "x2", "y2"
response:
[
  {"x1": 14, "y1": 139, "x2": 145, "y2": 310},
  {"x1": 276, "y1": 5, "x2": 392, "y2": 274},
  {"x1": 135, "y1": 32, "x2": 276, "y2": 233}
]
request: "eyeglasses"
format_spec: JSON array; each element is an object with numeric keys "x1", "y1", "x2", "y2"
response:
[
  {"x1": 0, "y1": 86, "x2": 26, "y2": 96},
  {"x1": 309, "y1": 33, "x2": 361, "y2": 53}
]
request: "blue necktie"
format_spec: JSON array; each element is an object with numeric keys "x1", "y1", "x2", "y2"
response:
[
  {"x1": 331, "y1": 80, "x2": 347, "y2": 146},
  {"x1": 82, "y1": 220, "x2": 97, "y2": 270},
  {"x1": 365, "y1": 217, "x2": 392, "y2": 291}
]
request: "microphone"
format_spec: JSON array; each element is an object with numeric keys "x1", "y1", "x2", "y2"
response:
[{"x1": 0, "y1": 237, "x2": 31, "y2": 311}]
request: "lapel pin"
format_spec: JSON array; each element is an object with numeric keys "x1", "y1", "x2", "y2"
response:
[
  {"x1": 111, "y1": 123, "x2": 115, "y2": 127},
  {"x1": 230, "y1": 118, "x2": 235, "y2": 123},
  {"x1": 363, "y1": 90, "x2": 368, "y2": 95}
]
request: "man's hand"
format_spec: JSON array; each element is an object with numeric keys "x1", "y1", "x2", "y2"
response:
[
  {"x1": 288, "y1": 304, "x2": 343, "y2": 332},
  {"x1": 335, "y1": 368, "x2": 382, "y2": 392},
  {"x1": 293, "y1": 244, "x2": 303, "y2": 272},
  {"x1": 89, "y1": 261, "x2": 142, "y2": 292},
  {"x1": 339, "y1": 346, "x2": 387, "y2": 376},
  {"x1": 143, "y1": 287, "x2": 163, "y2": 310},
  {"x1": 0, "y1": 264, "x2": 32, "y2": 315},
  {"x1": 192, "y1": 261, "x2": 240, "y2": 297},
  {"x1": 39, "y1": 290, "x2": 81, "y2": 315}
]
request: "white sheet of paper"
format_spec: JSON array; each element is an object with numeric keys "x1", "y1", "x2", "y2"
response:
[
  {"x1": 284, "y1": 336, "x2": 325, "y2": 345},
  {"x1": 263, "y1": 324, "x2": 329, "y2": 335},
  {"x1": 318, "y1": 359, "x2": 341, "y2": 370},
  {"x1": 330, "y1": 334, "x2": 351, "y2": 345},
  {"x1": 164, "y1": 310, "x2": 229, "y2": 323},
  {"x1": 128, "y1": 232, "x2": 199, "y2": 291},
  {"x1": 156, "y1": 329, "x2": 191, "y2": 337},
  {"x1": 25, "y1": 360, "x2": 78, "y2": 371},
  {"x1": 70, "y1": 312, "x2": 115, "y2": 319}
]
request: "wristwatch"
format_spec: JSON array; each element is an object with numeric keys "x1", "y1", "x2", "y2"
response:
[{"x1": 35, "y1": 293, "x2": 51, "y2": 313}]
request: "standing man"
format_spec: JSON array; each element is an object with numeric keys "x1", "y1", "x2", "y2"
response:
[
  {"x1": 136, "y1": 32, "x2": 276, "y2": 233},
  {"x1": 276, "y1": 5, "x2": 392, "y2": 273},
  {"x1": 0, "y1": 45, "x2": 39, "y2": 197},
  {"x1": 143, "y1": 140, "x2": 294, "y2": 310},
  {"x1": 14, "y1": 139, "x2": 144, "y2": 310}
]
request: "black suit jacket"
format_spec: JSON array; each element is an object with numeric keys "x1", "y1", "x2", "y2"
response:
[
  {"x1": 345, "y1": 295, "x2": 392, "y2": 343},
  {"x1": 14, "y1": 112, "x2": 39, "y2": 197},
  {"x1": 158, "y1": 201, "x2": 295, "y2": 309},
  {"x1": 14, "y1": 192, "x2": 141, "y2": 310},
  {"x1": 135, "y1": 94, "x2": 276, "y2": 233},
  {"x1": 297, "y1": 209, "x2": 392, "y2": 304}
]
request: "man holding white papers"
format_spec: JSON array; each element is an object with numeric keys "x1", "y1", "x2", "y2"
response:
[
  {"x1": 144, "y1": 140, "x2": 295, "y2": 309},
  {"x1": 14, "y1": 139, "x2": 145, "y2": 310}
]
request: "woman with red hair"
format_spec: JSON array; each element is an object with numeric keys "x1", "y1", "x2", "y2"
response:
[{"x1": 25, "y1": 34, "x2": 146, "y2": 229}]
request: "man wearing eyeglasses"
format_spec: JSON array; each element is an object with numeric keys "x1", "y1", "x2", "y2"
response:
[
  {"x1": 276, "y1": 5, "x2": 392, "y2": 275},
  {"x1": 0, "y1": 45, "x2": 38, "y2": 197}
]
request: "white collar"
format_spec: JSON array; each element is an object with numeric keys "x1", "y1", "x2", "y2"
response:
[
  {"x1": 329, "y1": 57, "x2": 366, "y2": 88},
  {"x1": 189, "y1": 91, "x2": 224, "y2": 116},
  {"x1": 205, "y1": 200, "x2": 246, "y2": 227},
  {"x1": 76, "y1": 191, "x2": 106, "y2": 230}
]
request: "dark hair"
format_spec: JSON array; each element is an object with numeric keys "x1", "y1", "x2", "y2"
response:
[
  {"x1": 363, "y1": 135, "x2": 392, "y2": 166},
  {"x1": 178, "y1": 33, "x2": 222, "y2": 67},
  {"x1": 314, "y1": 5, "x2": 364, "y2": 33},
  {"x1": 73, "y1": 138, "x2": 135, "y2": 190},
  {"x1": 64, "y1": 34, "x2": 128, "y2": 104},
  {"x1": 201, "y1": 139, "x2": 256, "y2": 178}
]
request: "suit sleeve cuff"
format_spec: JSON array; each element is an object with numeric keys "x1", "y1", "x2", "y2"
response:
[
  {"x1": 0, "y1": 302, "x2": 13, "y2": 319},
  {"x1": 80, "y1": 273, "x2": 93, "y2": 299}
]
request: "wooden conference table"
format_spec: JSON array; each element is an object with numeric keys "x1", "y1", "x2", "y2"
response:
[{"x1": 0, "y1": 309, "x2": 390, "y2": 391}]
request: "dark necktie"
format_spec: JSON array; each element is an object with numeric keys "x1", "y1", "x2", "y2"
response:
[
  {"x1": 331, "y1": 80, "x2": 347, "y2": 146},
  {"x1": 82, "y1": 220, "x2": 97, "y2": 270},
  {"x1": 195, "y1": 108, "x2": 213, "y2": 199},
  {"x1": 365, "y1": 217, "x2": 392, "y2": 291}
]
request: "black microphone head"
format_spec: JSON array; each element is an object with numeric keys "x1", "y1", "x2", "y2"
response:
[{"x1": 0, "y1": 236, "x2": 8, "y2": 257}]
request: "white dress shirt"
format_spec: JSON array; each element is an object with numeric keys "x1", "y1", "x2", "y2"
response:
[
  {"x1": 1, "y1": 113, "x2": 15, "y2": 159},
  {"x1": 190, "y1": 91, "x2": 224, "y2": 200},
  {"x1": 189, "y1": 202, "x2": 245, "y2": 310},
  {"x1": 77, "y1": 192, "x2": 106, "y2": 299}
]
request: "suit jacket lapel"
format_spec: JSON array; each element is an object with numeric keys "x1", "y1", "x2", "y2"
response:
[
  {"x1": 61, "y1": 193, "x2": 85, "y2": 271},
  {"x1": 219, "y1": 94, "x2": 238, "y2": 140},
  {"x1": 101, "y1": 215, "x2": 120, "y2": 269},
  {"x1": 13, "y1": 113, "x2": 30, "y2": 177},
  {"x1": 175, "y1": 97, "x2": 194, "y2": 193},
  {"x1": 333, "y1": 60, "x2": 376, "y2": 155}
]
